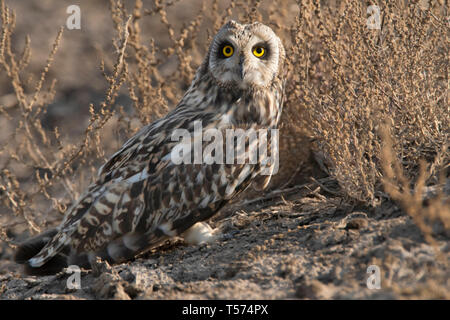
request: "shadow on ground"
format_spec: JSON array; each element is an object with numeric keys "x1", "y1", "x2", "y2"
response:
[{"x1": 1, "y1": 181, "x2": 448, "y2": 300}]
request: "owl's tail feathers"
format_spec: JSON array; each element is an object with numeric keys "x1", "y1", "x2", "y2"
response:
[
  {"x1": 22, "y1": 254, "x2": 68, "y2": 276},
  {"x1": 14, "y1": 228, "x2": 58, "y2": 263},
  {"x1": 14, "y1": 228, "x2": 69, "y2": 275}
]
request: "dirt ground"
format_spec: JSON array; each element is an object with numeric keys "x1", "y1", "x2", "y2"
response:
[
  {"x1": 0, "y1": 0, "x2": 448, "y2": 300},
  {"x1": 1, "y1": 179, "x2": 449, "y2": 300}
]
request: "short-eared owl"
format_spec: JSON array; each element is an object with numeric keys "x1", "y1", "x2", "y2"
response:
[{"x1": 15, "y1": 20, "x2": 286, "y2": 275}]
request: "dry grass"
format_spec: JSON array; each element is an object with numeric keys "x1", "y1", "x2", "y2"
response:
[
  {"x1": 380, "y1": 123, "x2": 449, "y2": 247},
  {"x1": 285, "y1": 0, "x2": 448, "y2": 205},
  {"x1": 0, "y1": 0, "x2": 448, "y2": 248}
]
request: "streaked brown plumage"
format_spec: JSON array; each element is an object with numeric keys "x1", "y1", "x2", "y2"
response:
[{"x1": 15, "y1": 20, "x2": 286, "y2": 275}]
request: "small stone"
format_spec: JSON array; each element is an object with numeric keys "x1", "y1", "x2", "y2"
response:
[
  {"x1": 295, "y1": 280, "x2": 325, "y2": 299},
  {"x1": 345, "y1": 217, "x2": 369, "y2": 230}
]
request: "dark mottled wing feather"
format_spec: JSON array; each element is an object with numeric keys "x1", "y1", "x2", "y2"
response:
[{"x1": 28, "y1": 119, "x2": 262, "y2": 267}]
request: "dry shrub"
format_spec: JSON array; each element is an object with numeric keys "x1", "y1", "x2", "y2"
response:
[
  {"x1": 0, "y1": 0, "x2": 132, "y2": 234},
  {"x1": 380, "y1": 123, "x2": 449, "y2": 246},
  {"x1": 0, "y1": 0, "x2": 448, "y2": 242},
  {"x1": 285, "y1": 0, "x2": 448, "y2": 206}
]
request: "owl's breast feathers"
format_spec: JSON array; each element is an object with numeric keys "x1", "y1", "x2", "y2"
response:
[{"x1": 18, "y1": 73, "x2": 284, "y2": 273}]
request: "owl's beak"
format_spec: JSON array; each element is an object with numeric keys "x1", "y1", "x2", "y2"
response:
[{"x1": 238, "y1": 56, "x2": 245, "y2": 80}]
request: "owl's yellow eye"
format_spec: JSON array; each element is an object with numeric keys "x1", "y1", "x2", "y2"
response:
[
  {"x1": 222, "y1": 45, "x2": 234, "y2": 58},
  {"x1": 253, "y1": 46, "x2": 265, "y2": 58}
]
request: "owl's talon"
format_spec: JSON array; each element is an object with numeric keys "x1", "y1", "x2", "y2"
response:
[{"x1": 217, "y1": 232, "x2": 234, "y2": 242}]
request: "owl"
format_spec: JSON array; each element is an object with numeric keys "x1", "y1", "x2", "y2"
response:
[{"x1": 15, "y1": 20, "x2": 286, "y2": 275}]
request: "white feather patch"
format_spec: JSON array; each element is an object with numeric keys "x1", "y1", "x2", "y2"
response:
[{"x1": 158, "y1": 222, "x2": 176, "y2": 237}]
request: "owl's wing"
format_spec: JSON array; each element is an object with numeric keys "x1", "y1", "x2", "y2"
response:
[
  {"x1": 27, "y1": 123, "x2": 261, "y2": 269},
  {"x1": 96, "y1": 119, "x2": 168, "y2": 184},
  {"x1": 96, "y1": 110, "x2": 210, "y2": 184}
]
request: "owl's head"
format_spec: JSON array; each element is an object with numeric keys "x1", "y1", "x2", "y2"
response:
[{"x1": 205, "y1": 20, "x2": 285, "y2": 89}]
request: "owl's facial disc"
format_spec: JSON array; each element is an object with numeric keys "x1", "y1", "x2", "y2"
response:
[{"x1": 208, "y1": 21, "x2": 282, "y2": 89}]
